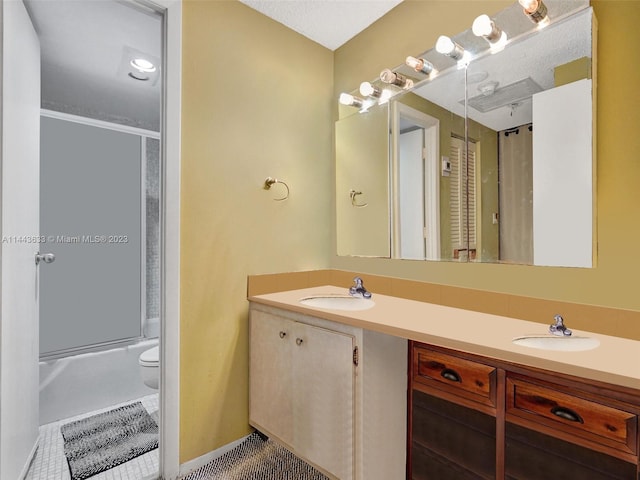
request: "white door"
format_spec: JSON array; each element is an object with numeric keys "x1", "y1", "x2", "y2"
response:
[
  {"x1": 0, "y1": 1, "x2": 41, "y2": 479},
  {"x1": 392, "y1": 102, "x2": 440, "y2": 261},
  {"x1": 532, "y1": 79, "x2": 593, "y2": 268},
  {"x1": 398, "y1": 128, "x2": 427, "y2": 260}
]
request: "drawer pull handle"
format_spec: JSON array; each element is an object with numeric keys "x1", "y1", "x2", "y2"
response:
[
  {"x1": 551, "y1": 406, "x2": 584, "y2": 424},
  {"x1": 279, "y1": 331, "x2": 287, "y2": 339},
  {"x1": 440, "y1": 368, "x2": 461, "y2": 383},
  {"x1": 296, "y1": 338, "x2": 304, "y2": 346}
]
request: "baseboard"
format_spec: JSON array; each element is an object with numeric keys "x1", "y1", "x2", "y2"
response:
[
  {"x1": 18, "y1": 434, "x2": 40, "y2": 480},
  {"x1": 177, "y1": 435, "x2": 250, "y2": 478}
]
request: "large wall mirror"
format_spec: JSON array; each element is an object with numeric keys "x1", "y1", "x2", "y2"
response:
[{"x1": 336, "y1": 0, "x2": 595, "y2": 268}]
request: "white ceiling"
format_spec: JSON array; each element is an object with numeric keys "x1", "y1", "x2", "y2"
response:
[
  {"x1": 239, "y1": 0, "x2": 404, "y2": 51},
  {"x1": 24, "y1": 0, "x2": 162, "y2": 131},
  {"x1": 23, "y1": 0, "x2": 400, "y2": 129}
]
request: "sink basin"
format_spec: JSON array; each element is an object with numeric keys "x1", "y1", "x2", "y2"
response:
[
  {"x1": 299, "y1": 294, "x2": 375, "y2": 311},
  {"x1": 512, "y1": 335, "x2": 600, "y2": 352}
]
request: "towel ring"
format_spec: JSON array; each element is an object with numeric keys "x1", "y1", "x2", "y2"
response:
[
  {"x1": 264, "y1": 177, "x2": 290, "y2": 201},
  {"x1": 350, "y1": 189, "x2": 367, "y2": 207}
]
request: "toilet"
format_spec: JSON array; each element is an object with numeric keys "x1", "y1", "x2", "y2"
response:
[{"x1": 138, "y1": 346, "x2": 159, "y2": 389}]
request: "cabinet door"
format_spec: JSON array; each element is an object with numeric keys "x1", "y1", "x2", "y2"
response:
[
  {"x1": 293, "y1": 322, "x2": 355, "y2": 480},
  {"x1": 249, "y1": 310, "x2": 294, "y2": 444},
  {"x1": 505, "y1": 423, "x2": 637, "y2": 480},
  {"x1": 411, "y1": 390, "x2": 496, "y2": 480}
]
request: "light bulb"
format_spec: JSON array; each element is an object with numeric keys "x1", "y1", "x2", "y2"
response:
[
  {"x1": 518, "y1": 0, "x2": 549, "y2": 24},
  {"x1": 380, "y1": 69, "x2": 413, "y2": 89},
  {"x1": 435, "y1": 35, "x2": 465, "y2": 61},
  {"x1": 359, "y1": 82, "x2": 381, "y2": 98},
  {"x1": 435, "y1": 36, "x2": 454, "y2": 55},
  {"x1": 472, "y1": 14, "x2": 507, "y2": 50},
  {"x1": 406, "y1": 56, "x2": 434, "y2": 75},
  {"x1": 339, "y1": 93, "x2": 363, "y2": 108},
  {"x1": 518, "y1": 0, "x2": 538, "y2": 13},
  {"x1": 472, "y1": 15, "x2": 493, "y2": 37}
]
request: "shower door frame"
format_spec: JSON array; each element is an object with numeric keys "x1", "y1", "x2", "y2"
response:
[{"x1": 130, "y1": 0, "x2": 181, "y2": 478}]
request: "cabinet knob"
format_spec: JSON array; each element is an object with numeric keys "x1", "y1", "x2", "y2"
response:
[
  {"x1": 296, "y1": 338, "x2": 304, "y2": 346},
  {"x1": 279, "y1": 331, "x2": 287, "y2": 339}
]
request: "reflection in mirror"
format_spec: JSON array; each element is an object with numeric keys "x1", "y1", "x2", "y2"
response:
[
  {"x1": 391, "y1": 82, "x2": 499, "y2": 263},
  {"x1": 391, "y1": 100, "x2": 440, "y2": 260},
  {"x1": 335, "y1": 104, "x2": 390, "y2": 257},
  {"x1": 465, "y1": 7, "x2": 594, "y2": 267},
  {"x1": 335, "y1": 1, "x2": 594, "y2": 267},
  {"x1": 406, "y1": 5, "x2": 594, "y2": 267}
]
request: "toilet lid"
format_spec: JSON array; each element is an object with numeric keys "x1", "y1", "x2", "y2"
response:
[{"x1": 139, "y1": 346, "x2": 159, "y2": 366}]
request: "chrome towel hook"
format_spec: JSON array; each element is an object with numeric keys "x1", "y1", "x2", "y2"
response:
[
  {"x1": 264, "y1": 177, "x2": 290, "y2": 201},
  {"x1": 350, "y1": 189, "x2": 367, "y2": 207}
]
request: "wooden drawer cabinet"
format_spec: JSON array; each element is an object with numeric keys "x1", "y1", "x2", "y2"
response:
[
  {"x1": 413, "y1": 345, "x2": 497, "y2": 408},
  {"x1": 408, "y1": 341, "x2": 640, "y2": 480},
  {"x1": 507, "y1": 377, "x2": 638, "y2": 456}
]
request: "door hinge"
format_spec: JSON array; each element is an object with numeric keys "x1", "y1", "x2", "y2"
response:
[{"x1": 353, "y1": 346, "x2": 359, "y2": 366}]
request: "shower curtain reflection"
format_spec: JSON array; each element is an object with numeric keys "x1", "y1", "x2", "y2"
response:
[{"x1": 498, "y1": 124, "x2": 533, "y2": 264}]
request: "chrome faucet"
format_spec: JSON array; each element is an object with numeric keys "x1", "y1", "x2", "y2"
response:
[
  {"x1": 549, "y1": 314, "x2": 572, "y2": 336},
  {"x1": 349, "y1": 276, "x2": 372, "y2": 299}
]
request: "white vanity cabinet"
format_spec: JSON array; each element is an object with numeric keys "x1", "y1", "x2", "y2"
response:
[
  {"x1": 250, "y1": 307, "x2": 355, "y2": 479},
  {"x1": 249, "y1": 303, "x2": 407, "y2": 480}
]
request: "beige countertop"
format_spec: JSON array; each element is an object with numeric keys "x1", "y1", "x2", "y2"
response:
[{"x1": 249, "y1": 285, "x2": 640, "y2": 391}]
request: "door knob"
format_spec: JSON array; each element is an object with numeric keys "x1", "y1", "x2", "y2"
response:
[{"x1": 35, "y1": 252, "x2": 55, "y2": 265}]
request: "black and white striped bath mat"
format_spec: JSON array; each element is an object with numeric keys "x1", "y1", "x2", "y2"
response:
[
  {"x1": 182, "y1": 432, "x2": 329, "y2": 480},
  {"x1": 60, "y1": 401, "x2": 158, "y2": 480}
]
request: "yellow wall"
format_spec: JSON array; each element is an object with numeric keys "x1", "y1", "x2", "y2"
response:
[
  {"x1": 332, "y1": 1, "x2": 640, "y2": 313},
  {"x1": 180, "y1": 0, "x2": 333, "y2": 462}
]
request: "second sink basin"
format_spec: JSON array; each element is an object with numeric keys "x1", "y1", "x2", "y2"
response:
[
  {"x1": 299, "y1": 294, "x2": 375, "y2": 311},
  {"x1": 512, "y1": 335, "x2": 600, "y2": 352}
]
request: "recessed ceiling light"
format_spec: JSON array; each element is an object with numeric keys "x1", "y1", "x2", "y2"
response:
[{"x1": 130, "y1": 58, "x2": 156, "y2": 73}]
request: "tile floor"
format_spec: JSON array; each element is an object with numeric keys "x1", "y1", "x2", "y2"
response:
[{"x1": 26, "y1": 394, "x2": 159, "y2": 480}]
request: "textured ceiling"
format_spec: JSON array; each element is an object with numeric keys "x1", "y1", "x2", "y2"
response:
[{"x1": 239, "y1": 0, "x2": 404, "y2": 50}]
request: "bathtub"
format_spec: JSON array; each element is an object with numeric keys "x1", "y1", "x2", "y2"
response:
[{"x1": 39, "y1": 338, "x2": 159, "y2": 425}]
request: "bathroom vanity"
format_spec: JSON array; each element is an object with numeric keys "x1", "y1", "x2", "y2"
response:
[
  {"x1": 409, "y1": 342, "x2": 640, "y2": 479},
  {"x1": 248, "y1": 286, "x2": 640, "y2": 480},
  {"x1": 249, "y1": 302, "x2": 407, "y2": 480}
]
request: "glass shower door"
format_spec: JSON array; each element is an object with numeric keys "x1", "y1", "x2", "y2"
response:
[{"x1": 39, "y1": 116, "x2": 142, "y2": 357}]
